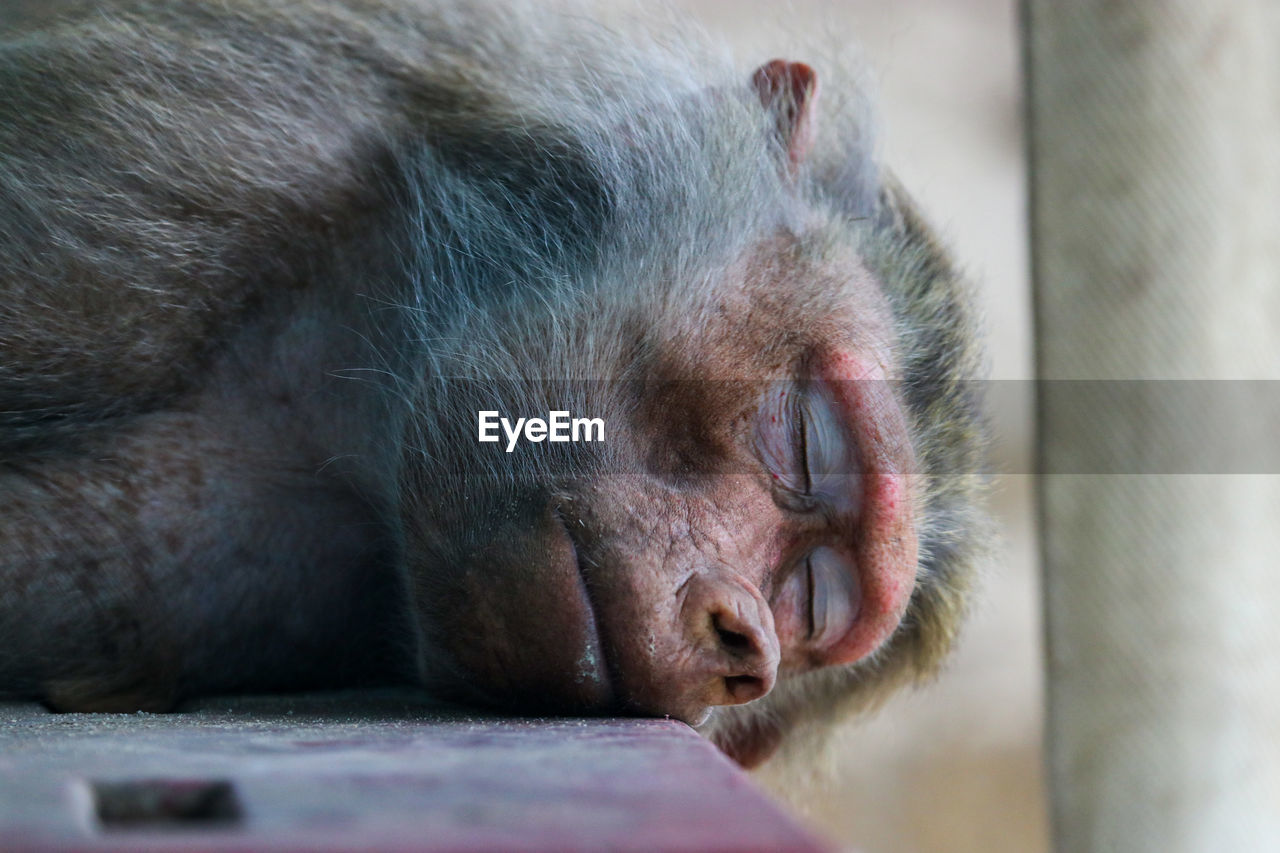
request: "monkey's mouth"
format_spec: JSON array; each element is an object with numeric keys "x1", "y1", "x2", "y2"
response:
[
  {"x1": 548, "y1": 504, "x2": 616, "y2": 711},
  {"x1": 424, "y1": 500, "x2": 617, "y2": 715}
]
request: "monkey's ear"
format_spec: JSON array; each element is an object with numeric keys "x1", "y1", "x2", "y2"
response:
[{"x1": 751, "y1": 59, "x2": 819, "y2": 168}]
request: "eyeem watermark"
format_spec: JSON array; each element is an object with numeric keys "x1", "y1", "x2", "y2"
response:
[{"x1": 478, "y1": 410, "x2": 605, "y2": 452}]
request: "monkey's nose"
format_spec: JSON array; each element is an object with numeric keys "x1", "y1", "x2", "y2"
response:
[{"x1": 681, "y1": 568, "x2": 780, "y2": 709}]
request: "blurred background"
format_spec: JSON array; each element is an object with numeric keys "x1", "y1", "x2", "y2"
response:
[{"x1": 666, "y1": 2, "x2": 1042, "y2": 851}]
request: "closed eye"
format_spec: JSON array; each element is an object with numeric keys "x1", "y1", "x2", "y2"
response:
[
  {"x1": 755, "y1": 383, "x2": 809, "y2": 501},
  {"x1": 806, "y1": 546, "x2": 859, "y2": 649},
  {"x1": 756, "y1": 381, "x2": 853, "y2": 512},
  {"x1": 799, "y1": 384, "x2": 853, "y2": 506}
]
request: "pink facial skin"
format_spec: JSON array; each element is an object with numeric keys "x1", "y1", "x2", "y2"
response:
[{"x1": 759, "y1": 349, "x2": 918, "y2": 671}]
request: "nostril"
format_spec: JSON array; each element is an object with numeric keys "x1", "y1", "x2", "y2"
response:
[
  {"x1": 709, "y1": 611, "x2": 777, "y2": 706},
  {"x1": 675, "y1": 574, "x2": 780, "y2": 713},
  {"x1": 724, "y1": 674, "x2": 768, "y2": 703},
  {"x1": 715, "y1": 620, "x2": 753, "y2": 654}
]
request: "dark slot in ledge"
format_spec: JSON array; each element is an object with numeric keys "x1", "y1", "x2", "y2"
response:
[{"x1": 90, "y1": 779, "x2": 242, "y2": 830}]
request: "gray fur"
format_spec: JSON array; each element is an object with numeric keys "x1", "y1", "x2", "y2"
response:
[{"x1": 0, "y1": 0, "x2": 985, "y2": 763}]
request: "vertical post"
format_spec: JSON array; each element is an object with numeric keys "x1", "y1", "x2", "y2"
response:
[{"x1": 1024, "y1": 2, "x2": 1280, "y2": 850}]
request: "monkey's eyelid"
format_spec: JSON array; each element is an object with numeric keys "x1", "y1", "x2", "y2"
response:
[
  {"x1": 800, "y1": 385, "x2": 853, "y2": 508},
  {"x1": 808, "y1": 546, "x2": 858, "y2": 650},
  {"x1": 796, "y1": 400, "x2": 811, "y2": 495},
  {"x1": 755, "y1": 383, "x2": 852, "y2": 514},
  {"x1": 803, "y1": 554, "x2": 816, "y2": 639},
  {"x1": 754, "y1": 383, "x2": 807, "y2": 495}
]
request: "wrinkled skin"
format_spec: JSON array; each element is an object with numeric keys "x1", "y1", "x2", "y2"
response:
[{"x1": 403, "y1": 233, "x2": 925, "y2": 747}]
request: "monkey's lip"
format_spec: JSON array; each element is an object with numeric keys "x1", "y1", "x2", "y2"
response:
[{"x1": 548, "y1": 505, "x2": 617, "y2": 711}]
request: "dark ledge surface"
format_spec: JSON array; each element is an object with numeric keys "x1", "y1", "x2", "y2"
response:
[{"x1": 0, "y1": 690, "x2": 827, "y2": 852}]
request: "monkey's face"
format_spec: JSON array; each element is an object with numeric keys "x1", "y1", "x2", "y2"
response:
[
  {"x1": 549, "y1": 345, "x2": 919, "y2": 727},
  {"x1": 399, "y1": 232, "x2": 928, "y2": 764}
]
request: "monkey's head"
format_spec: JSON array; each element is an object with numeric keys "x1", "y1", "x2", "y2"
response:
[{"x1": 393, "y1": 49, "x2": 986, "y2": 767}]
